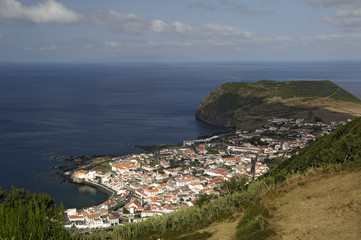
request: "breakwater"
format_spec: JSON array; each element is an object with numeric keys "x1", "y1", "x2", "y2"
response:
[
  {"x1": 71, "y1": 176, "x2": 116, "y2": 203},
  {"x1": 83, "y1": 181, "x2": 116, "y2": 202}
]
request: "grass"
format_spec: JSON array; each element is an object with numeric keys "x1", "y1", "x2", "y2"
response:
[
  {"x1": 94, "y1": 160, "x2": 112, "y2": 172},
  {"x1": 110, "y1": 203, "x2": 125, "y2": 211},
  {"x1": 269, "y1": 168, "x2": 361, "y2": 240},
  {"x1": 175, "y1": 214, "x2": 242, "y2": 240},
  {"x1": 266, "y1": 80, "x2": 361, "y2": 102},
  {"x1": 174, "y1": 231, "x2": 212, "y2": 240},
  {"x1": 218, "y1": 80, "x2": 361, "y2": 107},
  {"x1": 235, "y1": 198, "x2": 274, "y2": 240}
]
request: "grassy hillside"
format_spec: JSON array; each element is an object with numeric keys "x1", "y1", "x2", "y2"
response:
[
  {"x1": 270, "y1": 170, "x2": 361, "y2": 240},
  {"x1": 192, "y1": 117, "x2": 361, "y2": 240},
  {"x1": 196, "y1": 80, "x2": 361, "y2": 129},
  {"x1": 267, "y1": 80, "x2": 361, "y2": 102},
  {"x1": 267, "y1": 116, "x2": 361, "y2": 182},
  {"x1": 234, "y1": 117, "x2": 361, "y2": 240}
]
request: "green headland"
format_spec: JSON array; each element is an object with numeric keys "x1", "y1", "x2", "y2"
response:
[{"x1": 196, "y1": 80, "x2": 361, "y2": 129}]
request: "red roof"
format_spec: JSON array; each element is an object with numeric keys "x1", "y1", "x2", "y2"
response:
[{"x1": 87, "y1": 213, "x2": 101, "y2": 219}]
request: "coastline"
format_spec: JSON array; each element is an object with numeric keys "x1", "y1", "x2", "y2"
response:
[{"x1": 56, "y1": 154, "x2": 117, "y2": 173}]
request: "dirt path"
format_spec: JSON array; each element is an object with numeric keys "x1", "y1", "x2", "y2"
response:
[
  {"x1": 325, "y1": 89, "x2": 340, "y2": 99},
  {"x1": 270, "y1": 171, "x2": 361, "y2": 240}
]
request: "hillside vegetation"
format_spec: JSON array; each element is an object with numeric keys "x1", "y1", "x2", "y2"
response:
[
  {"x1": 196, "y1": 80, "x2": 361, "y2": 129},
  {"x1": 266, "y1": 115, "x2": 361, "y2": 182}
]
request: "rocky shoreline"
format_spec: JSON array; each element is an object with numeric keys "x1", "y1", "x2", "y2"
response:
[
  {"x1": 55, "y1": 154, "x2": 116, "y2": 172},
  {"x1": 51, "y1": 154, "x2": 118, "y2": 205}
]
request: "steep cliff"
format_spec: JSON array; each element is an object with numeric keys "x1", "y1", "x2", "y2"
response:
[{"x1": 196, "y1": 80, "x2": 361, "y2": 129}]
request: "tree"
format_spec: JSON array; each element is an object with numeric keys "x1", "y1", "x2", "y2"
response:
[
  {"x1": 0, "y1": 187, "x2": 69, "y2": 240},
  {"x1": 170, "y1": 159, "x2": 177, "y2": 168},
  {"x1": 195, "y1": 193, "x2": 212, "y2": 207},
  {"x1": 0, "y1": 187, "x2": 5, "y2": 202},
  {"x1": 220, "y1": 175, "x2": 247, "y2": 196}
]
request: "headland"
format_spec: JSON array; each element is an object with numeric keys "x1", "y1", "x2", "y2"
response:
[{"x1": 196, "y1": 80, "x2": 361, "y2": 129}]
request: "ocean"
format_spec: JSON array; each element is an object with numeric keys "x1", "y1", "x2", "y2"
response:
[{"x1": 1, "y1": 61, "x2": 360, "y2": 208}]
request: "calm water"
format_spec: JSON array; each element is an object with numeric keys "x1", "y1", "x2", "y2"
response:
[{"x1": 1, "y1": 61, "x2": 360, "y2": 208}]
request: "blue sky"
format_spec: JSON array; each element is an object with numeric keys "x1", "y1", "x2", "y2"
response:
[{"x1": 1, "y1": 0, "x2": 361, "y2": 62}]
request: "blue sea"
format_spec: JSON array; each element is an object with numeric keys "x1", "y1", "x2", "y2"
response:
[{"x1": 1, "y1": 61, "x2": 361, "y2": 208}]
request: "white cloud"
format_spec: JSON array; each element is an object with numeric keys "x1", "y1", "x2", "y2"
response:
[
  {"x1": 196, "y1": 24, "x2": 252, "y2": 38},
  {"x1": 24, "y1": 45, "x2": 57, "y2": 51},
  {"x1": 105, "y1": 41, "x2": 158, "y2": 49},
  {"x1": 0, "y1": 0, "x2": 83, "y2": 24},
  {"x1": 326, "y1": 7, "x2": 361, "y2": 31},
  {"x1": 166, "y1": 22, "x2": 252, "y2": 42},
  {"x1": 301, "y1": 0, "x2": 361, "y2": 31},
  {"x1": 301, "y1": 0, "x2": 361, "y2": 7},
  {"x1": 92, "y1": 10, "x2": 252, "y2": 41},
  {"x1": 254, "y1": 33, "x2": 361, "y2": 48},
  {"x1": 172, "y1": 21, "x2": 192, "y2": 34},
  {"x1": 166, "y1": 22, "x2": 253, "y2": 40},
  {"x1": 300, "y1": 33, "x2": 361, "y2": 44},
  {"x1": 91, "y1": 10, "x2": 148, "y2": 34},
  {"x1": 163, "y1": 39, "x2": 241, "y2": 47},
  {"x1": 161, "y1": 32, "x2": 361, "y2": 49},
  {"x1": 150, "y1": 19, "x2": 169, "y2": 34}
]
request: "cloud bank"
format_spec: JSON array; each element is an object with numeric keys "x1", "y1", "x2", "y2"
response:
[
  {"x1": 302, "y1": 0, "x2": 361, "y2": 7},
  {"x1": 91, "y1": 10, "x2": 252, "y2": 40},
  {"x1": 327, "y1": 7, "x2": 361, "y2": 31},
  {"x1": 0, "y1": 0, "x2": 83, "y2": 24},
  {"x1": 25, "y1": 45, "x2": 57, "y2": 51},
  {"x1": 104, "y1": 32, "x2": 361, "y2": 52},
  {"x1": 302, "y1": 0, "x2": 361, "y2": 31}
]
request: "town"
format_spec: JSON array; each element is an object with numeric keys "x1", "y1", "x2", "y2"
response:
[{"x1": 64, "y1": 117, "x2": 348, "y2": 231}]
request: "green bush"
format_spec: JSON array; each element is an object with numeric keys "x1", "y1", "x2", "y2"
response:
[{"x1": 0, "y1": 187, "x2": 69, "y2": 240}]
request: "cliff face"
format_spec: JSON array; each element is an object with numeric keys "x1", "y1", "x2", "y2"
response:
[{"x1": 196, "y1": 80, "x2": 361, "y2": 129}]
